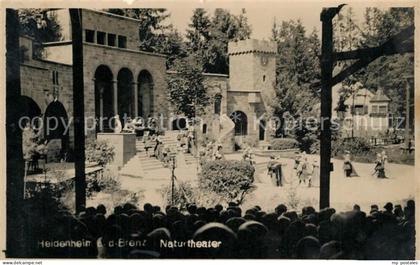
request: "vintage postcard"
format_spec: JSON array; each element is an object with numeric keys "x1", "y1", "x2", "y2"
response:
[{"x1": 1, "y1": 0, "x2": 418, "y2": 260}]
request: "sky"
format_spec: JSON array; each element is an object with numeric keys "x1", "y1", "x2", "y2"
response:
[{"x1": 159, "y1": 1, "x2": 415, "y2": 39}]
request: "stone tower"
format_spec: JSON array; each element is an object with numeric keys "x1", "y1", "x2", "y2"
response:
[{"x1": 226, "y1": 39, "x2": 277, "y2": 147}]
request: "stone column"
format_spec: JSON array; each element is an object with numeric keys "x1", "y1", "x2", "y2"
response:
[
  {"x1": 133, "y1": 81, "x2": 138, "y2": 117},
  {"x1": 112, "y1": 79, "x2": 118, "y2": 116}
]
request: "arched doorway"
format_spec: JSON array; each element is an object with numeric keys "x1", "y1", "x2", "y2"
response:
[
  {"x1": 19, "y1": 96, "x2": 41, "y2": 120},
  {"x1": 44, "y1": 100, "x2": 69, "y2": 153},
  {"x1": 94, "y1": 65, "x2": 114, "y2": 132},
  {"x1": 230, "y1": 111, "x2": 248, "y2": 136},
  {"x1": 172, "y1": 117, "x2": 187, "y2": 130},
  {"x1": 259, "y1": 119, "x2": 266, "y2": 141},
  {"x1": 19, "y1": 96, "x2": 41, "y2": 128},
  {"x1": 117, "y1": 68, "x2": 134, "y2": 120},
  {"x1": 138, "y1": 70, "x2": 154, "y2": 119}
]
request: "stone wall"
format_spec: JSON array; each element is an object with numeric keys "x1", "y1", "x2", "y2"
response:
[
  {"x1": 82, "y1": 43, "x2": 168, "y2": 138},
  {"x1": 19, "y1": 36, "x2": 74, "y2": 149}
]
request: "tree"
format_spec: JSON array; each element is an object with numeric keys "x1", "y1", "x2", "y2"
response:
[
  {"x1": 186, "y1": 8, "x2": 252, "y2": 74},
  {"x1": 18, "y1": 9, "x2": 62, "y2": 58},
  {"x1": 18, "y1": 9, "x2": 62, "y2": 43},
  {"x1": 185, "y1": 9, "x2": 212, "y2": 71},
  {"x1": 167, "y1": 57, "x2": 210, "y2": 118},
  {"x1": 107, "y1": 9, "x2": 166, "y2": 49},
  {"x1": 199, "y1": 160, "x2": 255, "y2": 205},
  {"x1": 270, "y1": 20, "x2": 321, "y2": 136},
  {"x1": 334, "y1": 7, "x2": 414, "y2": 124}
]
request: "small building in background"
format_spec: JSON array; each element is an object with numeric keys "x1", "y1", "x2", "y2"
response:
[{"x1": 340, "y1": 85, "x2": 391, "y2": 138}]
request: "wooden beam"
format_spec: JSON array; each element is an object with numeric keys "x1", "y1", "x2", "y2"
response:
[
  {"x1": 70, "y1": 9, "x2": 86, "y2": 214},
  {"x1": 6, "y1": 8, "x2": 25, "y2": 257},
  {"x1": 330, "y1": 25, "x2": 414, "y2": 87},
  {"x1": 319, "y1": 8, "x2": 335, "y2": 210},
  {"x1": 333, "y1": 40, "x2": 413, "y2": 61}
]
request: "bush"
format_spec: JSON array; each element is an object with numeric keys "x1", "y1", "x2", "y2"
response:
[
  {"x1": 332, "y1": 137, "x2": 373, "y2": 157},
  {"x1": 160, "y1": 180, "x2": 196, "y2": 210},
  {"x1": 269, "y1": 138, "x2": 299, "y2": 150},
  {"x1": 85, "y1": 139, "x2": 115, "y2": 166},
  {"x1": 199, "y1": 160, "x2": 255, "y2": 205},
  {"x1": 86, "y1": 167, "x2": 121, "y2": 197}
]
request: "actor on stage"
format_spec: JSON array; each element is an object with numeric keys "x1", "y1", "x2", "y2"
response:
[{"x1": 343, "y1": 150, "x2": 358, "y2": 177}]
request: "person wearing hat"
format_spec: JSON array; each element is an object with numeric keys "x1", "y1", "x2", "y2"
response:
[
  {"x1": 343, "y1": 150, "x2": 358, "y2": 177},
  {"x1": 267, "y1": 156, "x2": 285, "y2": 187}
]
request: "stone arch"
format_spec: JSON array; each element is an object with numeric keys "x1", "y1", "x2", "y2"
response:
[
  {"x1": 172, "y1": 117, "x2": 187, "y2": 130},
  {"x1": 94, "y1": 65, "x2": 114, "y2": 132},
  {"x1": 44, "y1": 100, "x2": 69, "y2": 151},
  {"x1": 137, "y1": 70, "x2": 154, "y2": 119},
  {"x1": 117, "y1": 67, "x2": 134, "y2": 119},
  {"x1": 230, "y1": 110, "x2": 248, "y2": 136},
  {"x1": 19, "y1": 95, "x2": 41, "y2": 121}
]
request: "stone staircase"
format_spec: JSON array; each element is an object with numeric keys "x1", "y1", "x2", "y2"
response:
[{"x1": 119, "y1": 130, "x2": 195, "y2": 179}]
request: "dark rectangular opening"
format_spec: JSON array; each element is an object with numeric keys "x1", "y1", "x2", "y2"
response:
[
  {"x1": 118, "y1": 35, "x2": 127, "y2": 48},
  {"x1": 85, "y1": 29, "x2": 95, "y2": 43},
  {"x1": 108, "y1": 34, "x2": 116, "y2": 47},
  {"x1": 97, "y1": 31, "x2": 106, "y2": 45}
]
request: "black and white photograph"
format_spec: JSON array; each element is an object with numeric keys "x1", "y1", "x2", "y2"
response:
[{"x1": 2, "y1": 0, "x2": 418, "y2": 260}]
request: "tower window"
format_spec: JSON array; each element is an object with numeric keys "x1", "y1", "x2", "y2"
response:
[
  {"x1": 118, "y1": 35, "x2": 127, "y2": 48},
  {"x1": 108, "y1": 34, "x2": 116, "y2": 47},
  {"x1": 263, "y1": 75, "x2": 266, "y2": 82},
  {"x1": 97, "y1": 31, "x2": 106, "y2": 45},
  {"x1": 85, "y1": 29, "x2": 95, "y2": 43}
]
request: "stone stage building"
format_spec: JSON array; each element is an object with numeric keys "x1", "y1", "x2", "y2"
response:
[{"x1": 19, "y1": 9, "x2": 278, "y2": 160}]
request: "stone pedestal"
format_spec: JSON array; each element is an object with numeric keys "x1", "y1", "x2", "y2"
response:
[{"x1": 97, "y1": 133, "x2": 136, "y2": 168}]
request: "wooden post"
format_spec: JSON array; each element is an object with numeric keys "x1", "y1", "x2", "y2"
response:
[
  {"x1": 405, "y1": 79, "x2": 411, "y2": 152},
  {"x1": 6, "y1": 8, "x2": 25, "y2": 257},
  {"x1": 70, "y1": 9, "x2": 86, "y2": 214},
  {"x1": 320, "y1": 9, "x2": 334, "y2": 210}
]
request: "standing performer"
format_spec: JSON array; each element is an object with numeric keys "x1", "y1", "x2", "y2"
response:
[
  {"x1": 274, "y1": 159, "x2": 285, "y2": 187},
  {"x1": 214, "y1": 145, "x2": 225, "y2": 160},
  {"x1": 374, "y1": 153, "x2": 387, "y2": 179},
  {"x1": 242, "y1": 145, "x2": 255, "y2": 166},
  {"x1": 381, "y1": 150, "x2": 388, "y2": 173},
  {"x1": 343, "y1": 150, "x2": 358, "y2": 177},
  {"x1": 301, "y1": 156, "x2": 313, "y2": 187},
  {"x1": 311, "y1": 158, "x2": 320, "y2": 187},
  {"x1": 267, "y1": 156, "x2": 278, "y2": 186}
]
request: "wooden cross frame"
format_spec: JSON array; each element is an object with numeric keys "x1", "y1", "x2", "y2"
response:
[{"x1": 319, "y1": 5, "x2": 414, "y2": 209}]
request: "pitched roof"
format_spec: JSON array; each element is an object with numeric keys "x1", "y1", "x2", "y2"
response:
[
  {"x1": 344, "y1": 88, "x2": 373, "y2": 106},
  {"x1": 370, "y1": 88, "x2": 390, "y2": 102}
]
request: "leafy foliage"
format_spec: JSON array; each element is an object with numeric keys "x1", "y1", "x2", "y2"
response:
[
  {"x1": 332, "y1": 137, "x2": 373, "y2": 157},
  {"x1": 270, "y1": 20, "x2": 321, "y2": 136},
  {"x1": 334, "y1": 7, "x2": 414, "y2": 122},
  {"x1": 160, "y1": 180, "x2": 196, "y2": 210},
  {"x1": 269, "y1": 138, "x2": 299, "y2": 150},
  {"x1": 186, "y1": 8, "x2": 252, "y2": 74},
  {"x1": 18, "y1": 9, "x2": 62, "y2": 43},
  {"x1": 86, "y1": 169, "x2": 121, "y2": 198},
  {"x1": 18, "y1": 9, "x2": 62, "y2": 58},
  {"x1": 107, "y1": 8, "x2": 187, "y2": 68},
  {"x1": 167, "y1": 57, "x2": 210, "y2": 117},
  {"x1": 85, "y1": 139, "x2": 115, "y2": 166},
  {"x1": 199, "y1": 160, "x2": 255, "y2": 205}
]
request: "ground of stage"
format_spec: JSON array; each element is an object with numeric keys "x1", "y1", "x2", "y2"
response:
[
  {"x1": 241, "y1": 154, "x2": 415, "y2": 212},
  {"x1": 110, "y1": 153, "x2": 415, "y2": 213}
]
